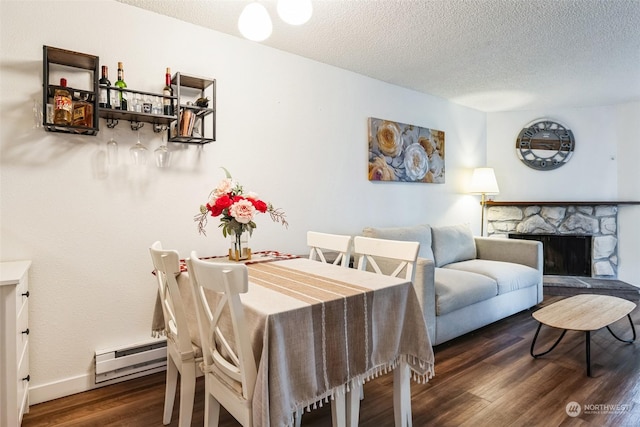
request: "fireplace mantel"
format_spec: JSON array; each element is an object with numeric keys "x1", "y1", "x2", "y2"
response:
[
  {"x1": 485, "y1": 201, "x2": 640, "y2": 206},
  {"x1": 485, "y1": 202, "x2": 628, "y2": 278}
]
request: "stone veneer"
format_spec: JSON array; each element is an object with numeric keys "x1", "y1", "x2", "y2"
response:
[{"x1": 486, "y1": 204, "x2": 618, "y2": 278}]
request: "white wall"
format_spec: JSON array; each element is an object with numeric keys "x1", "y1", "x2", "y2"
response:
[
  {"x1": 0, "y1": 1, "x2": 486, "y2": 402},
  {"x1": 486, "y1": 103, "x2": 640, "y2": 283},
  {"x1": 615, "y1": 102, "x2": 640, "y2": 285}
]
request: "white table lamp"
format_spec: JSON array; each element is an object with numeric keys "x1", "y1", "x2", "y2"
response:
[{"x1": 469, "y1": 167, "x2": 500, "y2": 236}]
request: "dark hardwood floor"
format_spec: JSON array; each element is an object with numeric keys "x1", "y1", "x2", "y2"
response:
[{"x1": 23, "y1": 296, "x2": 640, "y2": 426}]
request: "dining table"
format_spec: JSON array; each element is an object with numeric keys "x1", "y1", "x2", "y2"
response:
[{"x1": 150, "y1": 251, "x2": 434, "y2": 427}]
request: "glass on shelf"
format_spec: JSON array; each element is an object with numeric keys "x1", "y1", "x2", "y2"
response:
[
  {"x1": 152, "y1": 97, "x2": 162, "y2": 115},
  {"x1": 32, "y1": 98, "x2": 43, "y2": 128},
  {"x1": 130, "y1": 93, "x2": 141, "y2": 112},
  {"x1": 142, "y1": 95, "x2": 152, "y2": 114}
]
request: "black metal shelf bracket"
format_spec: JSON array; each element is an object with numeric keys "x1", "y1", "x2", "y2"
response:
[
  {"x1": 130, "y1": 121, "x2": 144, "y2": 131},
  {"x1": 153, "y1": 124, "x2": 168, "y2": 133}
]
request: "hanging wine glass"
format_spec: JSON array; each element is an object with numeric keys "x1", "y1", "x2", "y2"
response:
[
  {"x1": 106, "y1": 128, "x2": 118, "y2": 166},
  {"x1": 130, "y1": 129, "x2": 148, "y2": 166},
  {"x1": 32, "y1": 98, "x2": 43, "y2": 128},
  {"x1": 154, "y1": 129, "x2": 171, "y2": 168}
]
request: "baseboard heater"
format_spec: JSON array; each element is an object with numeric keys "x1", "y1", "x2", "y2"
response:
[{"x1": 95, "y1": 338, "x2": 167, "y2": 386}]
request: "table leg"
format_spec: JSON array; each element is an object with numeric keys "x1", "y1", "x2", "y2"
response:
[
  {"x1": 606, "y1": 314, "x2": 637, "y2": 343},
  {"x1": 586, "y1": 331, "x2": 591, "y2": 377},
  {"x1": 530, "y1": 322, "x2": 568, "y2": 358},
  {"x1": 393, "y1": 360, "x2": 412, "y2": 427}
]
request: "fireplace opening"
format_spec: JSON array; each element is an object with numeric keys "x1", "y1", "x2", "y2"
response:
[{"x1": 509, "y1": 234, "x2": 592, "y2": 276}]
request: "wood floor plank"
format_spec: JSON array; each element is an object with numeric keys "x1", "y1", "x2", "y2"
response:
[{"x1": 23, "y1": 296, "x2": 640, "y2": 426}]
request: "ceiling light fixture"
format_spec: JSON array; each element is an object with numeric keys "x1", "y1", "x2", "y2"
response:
[
  {"x1": 277, "y1": 0, "x2": 313, "y2": 25},
  {"x1": 238, "y1": 0, "x2": 313, "y2": 42},
  {"x1": 238, "y1": 2, "x2": 273, "y2": 42}
]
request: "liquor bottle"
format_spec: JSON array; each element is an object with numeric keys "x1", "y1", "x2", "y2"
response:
[
  {"x1": 73, "y1": 93, "x2": 93, "y2": 128},
  {"x1": 98, "y1": 65, "x2": 111, "y2": 108},
  {"x1": 163, "y1": 67, "x2": 173, "y2": 116},
  {"x1": 115, "y1": 61, "x2": 127, "y2": 111},
  {"x1": 53, "y1": 78, "x2": 73, "y2": 125}
]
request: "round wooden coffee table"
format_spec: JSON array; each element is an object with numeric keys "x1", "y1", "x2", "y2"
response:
[{"x1": 530, "y1": 294, "x2": 636, "y2": 376}]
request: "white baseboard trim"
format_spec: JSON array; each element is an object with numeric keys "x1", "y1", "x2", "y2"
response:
[
  {"x1": 28, "y1": 365, "x2": 168, "y2": 406},
  {"x1": 29, "y1": 373, "x2": 94, "y2": 405}
]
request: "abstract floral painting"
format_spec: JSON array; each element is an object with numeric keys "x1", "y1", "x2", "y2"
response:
[{"x1": 368, "y1": 117, "x2": 445, "y2": 183}]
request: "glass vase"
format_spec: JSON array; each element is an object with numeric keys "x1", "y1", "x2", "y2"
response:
[{"x1": 229, "y1": 231, "x2": 251, "y2": 261}]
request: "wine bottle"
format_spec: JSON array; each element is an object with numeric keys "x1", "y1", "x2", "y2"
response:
[
  {"x1": 53, "y1": 78, "x2": 72, "y2": 125},
  {"x1": 115, "y1": 62, "x2": 127, "y2": 111},
  {"x1": 163, "y1": 67, "x2": 173, "y2": 116},
  {"x1": 99, "y1": 65, "x2": 111, "y2": 109}
]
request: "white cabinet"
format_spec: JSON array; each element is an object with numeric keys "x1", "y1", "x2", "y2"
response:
[{"x1": 1, "y1": 260, "x2": 32, "y2": 427}]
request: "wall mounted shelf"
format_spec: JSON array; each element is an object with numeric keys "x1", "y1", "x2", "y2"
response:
[
  {"x1": 42, "y1": 46, "x2": 217, "y2": 145},
  {"x1": 42, "y1": 46, "x2": 99, "y2": 135},
  {"x1": 169, "y1": 72, "x2": 216, "y2": 144},
  {"x1": 98, "y1": 85, "x2": 177, "y2": 131}
]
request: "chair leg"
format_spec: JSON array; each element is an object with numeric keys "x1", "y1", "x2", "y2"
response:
[
  {"x1": 204, "y1": 389, "x2": 221, "y2": 427},
  {"x1": 331, "y1": 387, "x2": 346, "y2": 427},
  {"x1": 178, "y1": 361, "x2": 197, "y2": 427},
  {"x1": 346, "y1": 386, "x2": 361, "y2": 427},
  {"x1": 393, "y1": 361, "x2": 412, "y2": 427},
  {"x1": 163, "y1": 357, "x2": 178, "y2": 425}
]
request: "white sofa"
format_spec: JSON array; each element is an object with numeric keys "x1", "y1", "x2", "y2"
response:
[{"x1": 362, "y1": 224, "x2": 543, "y2": 345}]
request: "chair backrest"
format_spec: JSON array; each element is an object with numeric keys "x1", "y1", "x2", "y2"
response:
[
  {"x1": 149, "y1": 241, "x2": 193, "y2": 355},
  {"x1": 307, "y1": 231, "x2": 352, "y2": 267},
  {"x1": 186, "y1": 252, "x2": 257, "y2": 401},
  {"x1": 353, "y1": 236, "x2": 420, "y2": 281}
]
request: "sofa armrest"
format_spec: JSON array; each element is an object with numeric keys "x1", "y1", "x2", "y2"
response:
[
  {"x1": 475, "y1": 237, "x2": 543, "y2": 271},
  {"x1": 413, "y1": 257, "x2": 436, "y2": 344},
  {"x1": 354, "y1": 254, "x2": 436, "y2": 343},
  {"x1": 475, "y1": 237, "x2": 544, "y2": 303}
]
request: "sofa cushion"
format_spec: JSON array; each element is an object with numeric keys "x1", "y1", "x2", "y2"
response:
[
  {"x1": 434, "y1": 268, "x2": 498, "y2": 315},
  {"x1": 362, "y1": 224, "x2": 435, "y2": 261},
  {"x1": 443, "y1": 259, "x2": 540, "y2": 295},
  {"x1": 431, "y1": 224, "x2": 476, "y2": 267}
]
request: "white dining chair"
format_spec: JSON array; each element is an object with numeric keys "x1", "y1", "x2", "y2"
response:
[
  {"x1": 149, "y1": 242, "x2": 203, "y2": 427},
  {"x1": 187, "y1": 252, "x2": 258, "y2": 427},
  {"x1": 307, "y1": 231, "x2": 353, "y2": 267},
  {"x1": 350, "y1": 235, "x2": 420, "y2": 426},
  {"x1": 353, "y1": 235, "x2": 420, "y2": 281},
  {"x1": 307, "y1": 231, "x2": 353, "y2": 423}
]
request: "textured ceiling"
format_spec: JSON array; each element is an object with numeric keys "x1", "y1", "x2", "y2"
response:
[{"x1": 117, "y1": 0, "x2": 640, "y2": 112}]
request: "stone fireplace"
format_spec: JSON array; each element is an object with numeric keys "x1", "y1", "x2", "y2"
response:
[
  {"x1": 486, "y1": 204, "x2": 618, "y2": 278},
  {"x1": 508, "y1": 233, "x2": 592, "y2": 276}
]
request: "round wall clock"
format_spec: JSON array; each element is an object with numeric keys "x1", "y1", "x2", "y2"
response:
[{"x1": 516, "y1": 119, "x2": 575, "y2": 170}]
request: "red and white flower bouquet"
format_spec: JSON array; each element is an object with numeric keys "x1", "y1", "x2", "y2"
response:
[{"x1": 195, "y1": 168, "x2": 288, "y2": 258}]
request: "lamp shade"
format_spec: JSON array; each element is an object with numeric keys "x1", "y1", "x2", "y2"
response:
[
  {"x1": 469, "y1": 167, "x2": 500, "y2": 194},
  {"x1": 238, "y1": 2, "x2": 273, "y2": 41}
]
